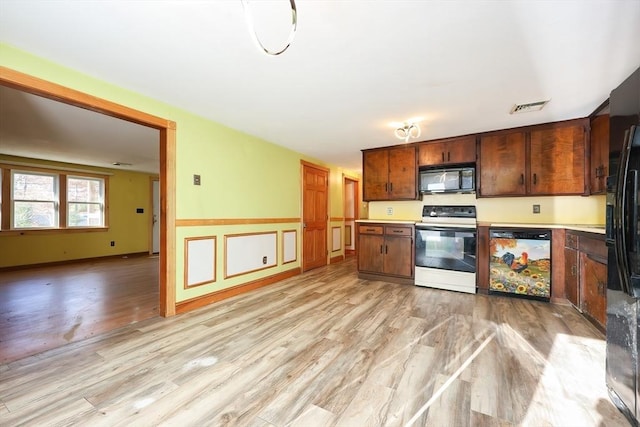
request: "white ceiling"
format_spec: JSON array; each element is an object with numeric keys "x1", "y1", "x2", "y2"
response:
[{"x1": 1, "y1": 0, "x2": 640, "y2": 174}]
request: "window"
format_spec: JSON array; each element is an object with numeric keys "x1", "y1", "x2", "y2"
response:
[
  {"x1": 12, "y1": 171, "x2": 59, "y2": 228},
  {"x1": 0, "y1": 165, "x2": 108, "y2": 231},
  {"x1": 67, "y1": 176, "x2": 104, "y2": 227}
]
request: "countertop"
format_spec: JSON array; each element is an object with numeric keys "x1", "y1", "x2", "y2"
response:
[
  {"x1": 358, "y1": 219, "x2": 606, "y2": 234},
  {"x1": 355, "y1": 219, "x2": 417, "y2": 225},
  {"x1": 479, "y1": 222, "x2": 605, "y2": 234}
]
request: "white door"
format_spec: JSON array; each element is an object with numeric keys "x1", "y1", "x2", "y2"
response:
[{"x1": 152, "y1": 180, "x2": 160, "y2": 254}]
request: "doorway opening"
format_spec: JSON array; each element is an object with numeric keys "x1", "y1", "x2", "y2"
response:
[{"x1": 0, "y1": 67, "x2": 176, "y2": 360}]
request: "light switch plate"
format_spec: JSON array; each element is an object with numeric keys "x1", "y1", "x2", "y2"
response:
[
  {"x1": 386, "y1": 207, "x2": 393, "y2": 215},
  {"x1": 533, "y1": 204, "x2": 540, "y2": 214}
]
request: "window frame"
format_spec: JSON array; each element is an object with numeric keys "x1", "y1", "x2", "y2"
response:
[
  {"x1": 66, "y1": 175, "x2": 105, "y2": 228},
  {"x1": 11, "y1": 169, "x2": 60, "y2": 229},
  {"x1": 0, "y1": 163, "x2": 109, "y2": 233}
]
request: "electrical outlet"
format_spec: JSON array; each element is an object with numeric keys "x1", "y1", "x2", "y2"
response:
[
  {"x1": 533, "y1": 204, "x2": 541, "y2": 214},
  {"x1": 193, "y1": 174, "x2": 201, "y2": 185},
  {"x1": 262, "y1": 256, "x2": 267, "y2": 265},
  {"x1": 110, "y1": 241, "x2": 115, "y2": 247},
  {"x1": 386, "y1": 207, "x2": 394, "y2": 215}
]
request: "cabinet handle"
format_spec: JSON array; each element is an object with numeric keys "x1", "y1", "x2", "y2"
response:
[
  {"x1": 533, "y1": 173, "x2": 537, "y2": 185},
  {"x1": 389, "y1": 182, "x2": 393, "y2": 192},
  {"x1": 441, "y1": 152, "x2": 445, "y2": 162},
  {"x1": 385, "y1": 183, "x2": 388, "y2": 192},
  {"x1": 385, "y1": 245, "x2": 388, "y2": 254},
  {"x1": 519, "y1": 174, "x2": 524, "y2": 185},
  {"x1": 447, "y1": 152, "x2": 450, "y2": 162},
  {"x1": 392, "y1": 229, "x2": 403, "y2": 233},
  {"x1": 571, "y1": 265, "x2": 577, "y2": 276},
  {"x1": 596, "y1": 165, "x2": 605, "y2": 179},
  {"x1": 380, "y1": 245, "x2": 384, "y2": 254}
]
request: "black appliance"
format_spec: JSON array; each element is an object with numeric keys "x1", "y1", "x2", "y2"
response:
[
  {"x1": 419, "y1": 167, "x2": 475, "y2": 194},
  {"x1": 606, "y1": 66, "x2": 640, "y2": 427}
]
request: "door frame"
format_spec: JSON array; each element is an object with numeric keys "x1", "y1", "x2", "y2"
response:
[
  {"x1": 343, "y1": 175, "x2": 359, "y2": 255},
  {"x1": 301, "y1": 160, "x2": 329, "y2": 272},
  {"x1": 0, "y1": 66, "x2": 177, "y2": 317}
]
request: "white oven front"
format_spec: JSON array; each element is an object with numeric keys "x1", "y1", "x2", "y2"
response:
[{"x1": 414, "y1": 224, "x2": 477, "y2": 294}]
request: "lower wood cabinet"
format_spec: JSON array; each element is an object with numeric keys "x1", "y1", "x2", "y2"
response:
[
  {"x1": 357, "y1": 222, "x2": 414, "y2": 284},
  {"x1": 564, "y1": 230, "x2": 607, "y2": 331}
]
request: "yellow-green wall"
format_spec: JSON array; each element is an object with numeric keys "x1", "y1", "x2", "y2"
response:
[
  {"x1": 0, "y1": 155, "x2": 155, "y2": 267},
  {"x1": 0, "y1": 44, "x2": 361, "y2": 303},
  {"x1": 367, "y1": 193, "x2": 605, "y2": 225}
]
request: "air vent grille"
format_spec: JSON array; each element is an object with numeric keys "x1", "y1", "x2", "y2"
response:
[{"x1": 510, "y1": 100, "x2": 550, "y2": 114}]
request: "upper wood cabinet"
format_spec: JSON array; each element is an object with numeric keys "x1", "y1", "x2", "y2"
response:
[
  {"x1": 417, "y1": 136, "x2": 476, "y2": 167},
  {"x1": 479, "y1": 131, "x2": 527, "y2": 196},
  {"x1": 590, "y1": 114, "x2": 610, "y2": 194},
  {"x1": 529, "y1": 123, "x2": 586, "y2": 195},
  {"x1": 363, "y1": 146, "x2": 417, "y2": 201},
  {"x1": 478, "y1": 119, "x2": 588, "y2": 197}
]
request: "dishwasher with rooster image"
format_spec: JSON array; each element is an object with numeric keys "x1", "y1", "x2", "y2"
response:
[{"x1": 489, "y1": 229, "x2": 552, "y2": 301}]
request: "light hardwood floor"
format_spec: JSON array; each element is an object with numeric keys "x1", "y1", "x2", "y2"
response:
[
  {"x1": 0, "y1": 256, "x2": 159, "y2": 363},
  {"x1": 0, "y1": 257, "x2": 630, "y2": 426}
]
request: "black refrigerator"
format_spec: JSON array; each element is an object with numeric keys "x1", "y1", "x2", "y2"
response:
[{"x1": 606, "y1": 66, "x2": 640, "y2": 426}]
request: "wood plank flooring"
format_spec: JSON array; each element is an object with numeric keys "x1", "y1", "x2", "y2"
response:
[
  {"x1": 0, "y1": 256, "x2": 159, "y2": 363},
  {"x1": 0, "y1": 257, "x2": 630, "y2": 426}
]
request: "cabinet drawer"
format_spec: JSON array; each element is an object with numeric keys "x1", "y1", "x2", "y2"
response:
[
  {"x1": 385, "y1": 226, "x2": 412, "y2": 236},
  {"x1": 579, "y1": 235, "x2": 607, "y2": 262},
  {"x1": 359, "y1": 225, "x2": 384, "y2": 235},
  {"x1": 565, "y1": 233, "x2": 578, "y2": 249}
]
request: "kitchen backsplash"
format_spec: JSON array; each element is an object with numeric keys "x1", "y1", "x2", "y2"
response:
[{"x1": 366, "y1": 194, "x2": 605, "y2": 225}]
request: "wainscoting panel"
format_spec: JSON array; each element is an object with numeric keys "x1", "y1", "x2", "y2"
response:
[
  {"x1": 225, "y1": 232, "x2": 277, "y2": 278},
  {"x1": 185, "y1": 236, "x2": 216, "y2": 288},
  {"x1": 282, "y1": 230, "x2": 297, "y2": 264},
  {"x1": 332, "y1": 226, "x2": 341, "y2": 252}
]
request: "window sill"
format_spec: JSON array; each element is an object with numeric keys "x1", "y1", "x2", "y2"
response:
[{"x1": 0, "y1": 227, "x2": 109, "y2": 236}]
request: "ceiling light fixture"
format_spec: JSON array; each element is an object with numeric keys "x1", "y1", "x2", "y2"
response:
[
  {"x1": 241, "y1": 0, "x2": 297, "y2": 56},
  {"x1": 391, "y1": 119, "x2": 422, "y2": 142}
]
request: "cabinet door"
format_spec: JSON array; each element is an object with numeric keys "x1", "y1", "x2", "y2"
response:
[
  {"x1": 580, "y1": 253, "x2": 607, "y2": 329},
  {"x1": 418, "y1": 141, "x2": 447, "y2": 166},
  {"x1": 530, "y1": 124, "x2": 586, "y2": 195},
  {"x1": 387, "y1": 146, "x2": 416, "y2": 199},
  {"x1": 564, "y1": 247, "x2": 579, "y2": 307},
  {"x1": 358, "y1": 233, "x2": 385, "y2": 274},
  {"x1": 590, "y1": 114, "x2": 609, "y2": 194},
  {"x1": 383, "y1": 235, "x2": 414, "y2": 278},
  {"x1": 418, "y1": 137, "x2": 476, "y2": 166},
  {"x1": 479, "y1": 132, "x2": 527, "y2": 196},
  {"x1": 363, "y1": 150, "x2": 389, "y2": 201},
  {"x1": 446, "y1": 136, "x2": 477, "y2": 164}
]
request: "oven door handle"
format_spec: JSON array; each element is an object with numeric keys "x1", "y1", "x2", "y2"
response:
[{"x1": 415, "y1": 225, "x2": 477, "y2": 233}]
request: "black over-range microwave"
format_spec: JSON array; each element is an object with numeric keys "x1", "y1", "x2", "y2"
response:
[{"x1": 419, "y1": 167, "x2": 475, "y2": 194}]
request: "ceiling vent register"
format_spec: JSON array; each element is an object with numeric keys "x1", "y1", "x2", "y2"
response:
[{"x1": 510, "y1": 100, "x2": 550, "y2": 114}]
